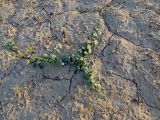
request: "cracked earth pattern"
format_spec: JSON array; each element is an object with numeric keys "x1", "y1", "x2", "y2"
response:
[{"x1": 0, "y1": 0, "x2": 160, "y2": 120}]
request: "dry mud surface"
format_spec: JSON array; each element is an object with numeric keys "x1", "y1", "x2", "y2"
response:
[{"x1": 0, "y1": 0, "x2": 160, "y2": 120}]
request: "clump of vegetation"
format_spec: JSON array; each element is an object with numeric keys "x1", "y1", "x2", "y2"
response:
[{"x1": 6, "y1": 22, "x2": 101, "y2": 91}]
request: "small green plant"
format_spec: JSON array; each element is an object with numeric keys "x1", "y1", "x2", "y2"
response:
[{"x1": 5, "y1": 22, "x2": 101, "y2": 91}]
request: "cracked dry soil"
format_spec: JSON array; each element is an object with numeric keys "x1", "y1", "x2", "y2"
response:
[{"x1": 0, "y1": 0, "x2": 160, "y2": 120}]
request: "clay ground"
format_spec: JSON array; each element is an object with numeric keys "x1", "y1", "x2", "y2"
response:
[{"x1": 0, "y1": 0, "x2": 160, "y2": 120}]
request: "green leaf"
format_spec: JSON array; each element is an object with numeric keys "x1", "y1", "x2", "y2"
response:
[
  {"x1": 88, "y1": 48, "x2": 92, "y2": 54},
  {"x1": 17, "y1": 51, "x2": 24, "y2": 58},
  {"x1": 25, "y1": 60, "x2": 30, "y2": 65},
  {"x1": 87, "y1": 44, "x2": 92, "y2": 49},
  {"x1": 86, "y1": 40, "x2": 92, "y2": 44},
  {"x1": 92, "y1": 32, "x2": 98, "y2": 38},
  {"x1": 84, "y1": 51, "x2": 88, "y2": 55},
  {"x1": 93, "y1": 39, "x2": 98, "y2": 45}
]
